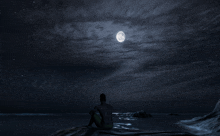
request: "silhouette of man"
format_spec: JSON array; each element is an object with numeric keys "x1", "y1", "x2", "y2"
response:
[{"x1": 87, "y1": 93, "x2": 113, "y2": 129}]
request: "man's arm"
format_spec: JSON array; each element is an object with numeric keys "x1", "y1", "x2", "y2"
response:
[
  {"x1": 94, "y1": 106, "x2": 100, "y2": 113},
  {"x1": 89, "y1": 106, "x2": 99, "y2": 115}
]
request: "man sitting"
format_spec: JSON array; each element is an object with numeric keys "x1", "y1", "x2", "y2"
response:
[{"x1": 87, "y1": 93, "x2": 113, "y2": 129}]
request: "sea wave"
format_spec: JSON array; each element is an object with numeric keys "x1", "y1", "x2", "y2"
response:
[
  {"x1": 177, "y1": 100, "x2": 220, "y2": 136},
  {"x1": 0, "y1": 113, "x2": 56, "y2": 116}
]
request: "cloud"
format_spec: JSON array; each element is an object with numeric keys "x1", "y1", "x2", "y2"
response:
[
  {"x1": 1, "y1": 0, "x2": 220, "y2": 113},
  {"x1": 19, "y1": 2, "x2": 220, "y2": 89},
  {"x1": 91, "y1": 60, "x2": 220, "y2": 103},
  {"x1": 18, "y1": 0, "x2": 220, "y2": 80}
]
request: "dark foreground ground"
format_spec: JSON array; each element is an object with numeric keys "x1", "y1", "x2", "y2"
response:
[
  {"x1": 0, "y1": 113, "x2": 205, "y2": 136},
  {"x1": 52, "y1": 126, "x2": 195, "y2": 136}
]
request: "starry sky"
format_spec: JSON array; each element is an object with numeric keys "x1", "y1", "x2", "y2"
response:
[{"x1": 1, "y1": 0, "x2": 220, "y2": 113}]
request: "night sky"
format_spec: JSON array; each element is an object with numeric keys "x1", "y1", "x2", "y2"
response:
[{"x1": 1, "y1": 0, "x2": 220, "y2": 113}]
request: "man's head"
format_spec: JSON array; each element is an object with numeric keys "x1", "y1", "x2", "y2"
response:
[{"x1": 100, "y1": 93, "x2": 106, "y2": 102}]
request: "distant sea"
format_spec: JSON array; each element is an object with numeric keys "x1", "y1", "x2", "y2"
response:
[{"x1": 0, "y1": 112, "x2": 206, "y2": 136}]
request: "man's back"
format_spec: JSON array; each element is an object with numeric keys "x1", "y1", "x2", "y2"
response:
[{"x1": 95, "y1": 102, "x2": 113, "y2": 125}]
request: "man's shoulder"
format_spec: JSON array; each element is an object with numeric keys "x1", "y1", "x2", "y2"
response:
[{"x1": 97, "y1": 103, "x2": 113, "y2": 109}]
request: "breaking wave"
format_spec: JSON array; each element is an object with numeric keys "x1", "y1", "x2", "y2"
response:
[{"x1": 177, "y1": 100, "x2": 220, "y2": 136}]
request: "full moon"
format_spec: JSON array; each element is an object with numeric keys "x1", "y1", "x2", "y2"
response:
[{"x1": 116, "y1": 31, "x2": 125, "y2": 42}]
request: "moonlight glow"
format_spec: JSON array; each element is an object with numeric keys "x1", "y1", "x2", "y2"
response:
[{"x1": 116, "y1": 31, "x2": 125, "y2": 42}]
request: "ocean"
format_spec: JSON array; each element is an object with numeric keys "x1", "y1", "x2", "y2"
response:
[{"x1": 0, "y1": 112, "x2": 206, "y2": 136}]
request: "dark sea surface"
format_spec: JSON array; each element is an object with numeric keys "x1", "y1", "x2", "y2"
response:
[{"x1": 0, "y1": 112, "x2": 206, "y2": 136}]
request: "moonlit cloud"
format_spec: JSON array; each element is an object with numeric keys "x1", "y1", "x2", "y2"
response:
[
  {"x1": 23, "y1": 0, "x2": 220, "y2": 68},
  {"x1": 1, "y1": 0, "x2": 220, "y2": 112}
]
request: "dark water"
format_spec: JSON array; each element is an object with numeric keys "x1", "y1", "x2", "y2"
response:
[{"x1": 0, "y1": 113, "x2": 205, "y2": 136}]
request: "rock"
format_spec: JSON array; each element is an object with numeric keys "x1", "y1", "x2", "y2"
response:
[
  {"x1": 51, "y1": 126, "x2": 101, "y2": 136},
  {"x1": 51, "y1": 126, "x2": 195, "y2": 136},
  {"x1": 132, "y1": 110, "x2": 152, "y2": 118}
]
